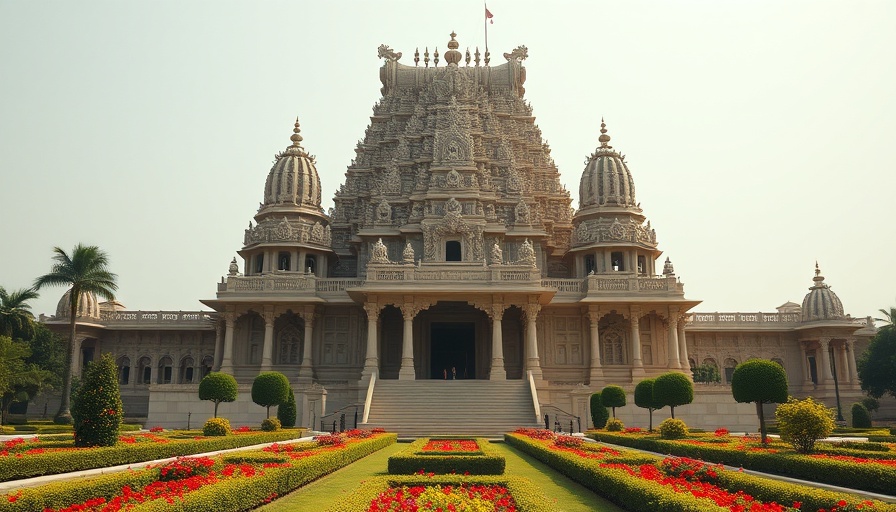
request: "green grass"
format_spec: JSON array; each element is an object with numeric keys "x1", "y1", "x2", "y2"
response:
[{"x1": 260, "y1": 441, "x2": 625, "y2": 512}]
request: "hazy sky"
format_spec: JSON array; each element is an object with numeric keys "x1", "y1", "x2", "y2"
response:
[{"x1": 1, "y1": 1, "x2": 894, "y2": 321}]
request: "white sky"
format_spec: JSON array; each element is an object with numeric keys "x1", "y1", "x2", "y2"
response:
[{"x1": 1, "y1": 1, "x2": 894, "y2": 320}]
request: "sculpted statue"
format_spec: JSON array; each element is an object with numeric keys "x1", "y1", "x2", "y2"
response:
[
  {"x1": 377, "y1": 44, "x2": 402, "y2": 62},
  {"x1": 376, "y1": 199, "x2": 391, "y2": 222},
  {"x1": 517, "y1": 238, "x2": 536, "y2": 267},
  {"x1": 370, "y1": 238, "x2": 390, "y2": 264},
  {"x1": 228, "y1": 257, "x2": 239, "y2": 276},
  {"x1": 402, "y1": 242, "x2": 415, "y2": 263},
  {"x1": 490, "y1": 242, "x2": 503, "y2": 265}
]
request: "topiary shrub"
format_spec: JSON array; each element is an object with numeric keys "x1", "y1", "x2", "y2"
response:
[
  {"x1": 72, "y1": 353, "x2": 123, "y2": 447},
  {"x1": 634, "y1": 378, "x2": 662, "y2": 431},
  {"x1": 775, "y1": 396, "x2": 834, "y2": 453},
  {"x1": 653, "y1": 372, "x2": 694, "y2": 419},
  {"x1": 198, "y1": 372, "x2": 238, "y2": 418},
  {"x1": 252, "y1": 371, "x2": 291, "y2": 417},
  {"x1": 605, "y1": 418, "x2": 624, "y2": 432},
  {"x1": 730, "y1": 359, "x2": 789, "y2": 443},
  {"x1": 658, "y1": 418, "x2": 689, "y2": 439},
  {"x1": 851, "y1": 403, "x2": 872, "y2": 428},
  {"x1": 601, "y1": 385, "x2": 627, "y2": 418},
  {"x1": 203, "y1": 417, "x2": 231, "y2": 436},
  {"x1": 277, "y1": 387, "x2": 297, "y2": 428},
  {"x1": 590, "y1": 392, "x2": 609, "y2": 429},
  {"x1": 261, "y1": 417, "x2": 281, "y2": 431}
]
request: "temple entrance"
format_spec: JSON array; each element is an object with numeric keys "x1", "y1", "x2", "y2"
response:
[{"x1": 430, "y1": 322, "x2": 475, "y2": 379}]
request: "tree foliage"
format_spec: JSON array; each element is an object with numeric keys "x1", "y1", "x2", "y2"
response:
[
  {"x1": 861, "y1": 396, "x2": 880, "y2": 415},
  {"x1": 0, "y1": 335, "x2": 53, "y2": 425},
  {"x1": 589, "y1": 392, "x2": 609, "y2": 429},
  {"x1": 858, "y1": 326, "x2": 896, "y2": 399},
  {"x1": 775, "y1": 396, "x2": 834, "y2": 454},
  {"x1": 34, "y1": 244, "x2": 118, "y2": 424},
  {"x1": 277, "y1": 387, "x2": 297, "y2": 428},
  {"x1": 653, "y1": 372, "x2": 693, "y2": 419},
  {"x1": 731, "y1": 359, "x2": 789, "y2": 443},
  {"x1": 72, "y1": 353, "x2": 123, "y2": 447},
  {"x1": 850, "y1": 403, "x2": 872, "y2": 428},
  {"x1": 0, "y1": 286, "x2": 39, "y2": 340},
  {"x1": 251, "y1": 371, "x2": 290, "y2": 417},
  {"x1": 600, "y1": 385, "x2": 626, "y2": 418},
  {"x1": 634, "y1": 378, "x2": 662, "y2": 431},
  {"x1": 691, "y1": 363, "x2": 721, "y2": 383},
  {"x1": 198, "y1": 372, "x2": 238, "y2": 418}
]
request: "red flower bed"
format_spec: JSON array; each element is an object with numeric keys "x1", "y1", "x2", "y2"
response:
[
  {"x1": 420, "y1": 439, "x2": 480, "y2": 452},
  {"x1": 367, "y1": 483, "x2": 517, "y2": 512},
  {"x1": 809, "y1": 453, "x2": 896, "y2": 468}
]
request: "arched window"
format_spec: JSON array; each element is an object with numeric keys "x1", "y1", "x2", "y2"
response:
[
  {"x1": 601, "y1": 328, "x2": 626, "y2": 365},
  {"x1": 584, "y1": 255, "x2": 596, "y2": 275},
  {"x1": 255, "y1": 254, "x2": 264, "y2": 274},
  {"x1": 116, "y1": 356, "x2": 130, "y2": 385},
  {"x1": 305, "y1": 255, "x2": 316, "y2": 274},
  {"x1": 445, "y1": 241, "x2": 462, "y2": 261},
  {"x1": 278, "y1": 252, "x2": 291, "y2": 271},
  {"x1": 138, "y1": 357, "x2": 152, "y2": 385},
  {"x1": 688, "y1": 358, "x2": 696, "y2": 369},
  {"x1": 158, "y1": 356, "x2": 173, "y2": 384},
  {"x1": 277, "y1": 325, "x2": 303, "y2": 364},
  {"x1": 179, "y1": 357, "x2": 195, "y2": 384},
  {"x1": 611, "y1": 251, "x2": 625, "y2": 271},
  {"x1": 723, "y1": 357, "x2": 738, "y2": 384},
  {"x1": 200, "y1": 355, "x2": 213, "y2": 379}
]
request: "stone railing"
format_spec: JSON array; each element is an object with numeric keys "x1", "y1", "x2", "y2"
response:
[
  {"x1": 541, "y1": 279, "x2": 584, "y2": 293},
  {"x1": 688, "y1": 313, "x2": 869, "y2": 328},
  {"x1": 99, "y1": 311, "x2": 215, "y2": 328},
  {"x1": 219, "y1": 275, "x2": 365, "y2": 295},
  {"x1": 364, "y1": 264, "x2": 541, "y2": 284},
  {"x1": 540, "y1": 275, "x2": 683, "y2": 298}
]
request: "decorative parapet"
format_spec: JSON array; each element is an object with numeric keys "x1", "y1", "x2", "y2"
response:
[
  {"x1": 98, "y1": 311, "x2": 215, "y2": 328},
  {"x1": 539, "y1": 274, "x2": 683, "y2": 299},
  {"x1": 686, "y1": 312, "x2": 868, "y2": 329},
  {"x1": 217, "y1": 276, "x2": 363, "y2": 296},
  {"x1": 365, "y1": 264, "x2": 540, "y2": 284}
]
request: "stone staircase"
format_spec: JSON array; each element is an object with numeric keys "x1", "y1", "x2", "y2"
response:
[{"x1": 360, "y1": 379, "x2": 541, "y2": 437}]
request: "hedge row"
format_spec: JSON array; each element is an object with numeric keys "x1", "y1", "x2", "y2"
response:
[
  {"x1": 387, "y1": 438, "x2": 505, "y2": 475},
  {"x1": 0, "y1": 430, "x2": 306, "y2": 482},
  {"x1": 589, "y1": 432, "x2": 896, "y2": 495},
  {"x1": 1, "y1": 433, "x2": 397, "y2": 512},
  {"x1": 325, "y1": 474, "x2": 554, "y2": 512},
  {"x1": 509, "y1": 434, "x2": 894, "y2": 512}
]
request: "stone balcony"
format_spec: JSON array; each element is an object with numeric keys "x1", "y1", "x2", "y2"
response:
[
  {"x1": 541, "y1": 274, "x2": 685, "y2": 303},
  {"x1": 216, "y1": 274, "x2": 364, "y2": 303}
]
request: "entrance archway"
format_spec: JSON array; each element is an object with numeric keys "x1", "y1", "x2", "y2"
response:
[{"x1": 430, "y1": 322, "x2": 475, "y2": 379}]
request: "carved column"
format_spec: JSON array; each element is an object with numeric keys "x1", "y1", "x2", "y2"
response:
[
  {"x1": 261, "y1": 306, "x2": 275, "y2": 371},
  {"x1": 630, "y1": 306, "x2": 645, "y2": 378},
  {"x1": 818, "y1": 337, "x2": 833, "y2": 383},
  {"x1": 587, "y1": 306, "x2": 604, "y2": 385},
  {"x1": 298, "y1": 307, "x2": 315, "y2": 381},
  {"x1": 362, "y1": 303, "x2": 380, "y2": 379},
  {"x1": 220, "y1": 309, "x2": 236, "y2": 374},
  {"x1": 490, "y1": 304, "x2": 506, "y2": 380},
  {"x1": 678, "y1": 319, "x2": 690, "y2": 375},
  {"x1": 213, "y1": 319, "x2": 224, "y2": 371},
  {"x1": 667, "y1": 307, "x2": 681, "y2": 369},
  {"x1": 523, "y1": 303, "x2": 542, "y2": 380},
  {"x1": 398, "y1": 304, "x2": 417, "y2": 380},
  {"x1": 801, "y1": 342, "x2": 813, "y2": 385},
  {"x1": 846, "y1": 338, "x2": 859, "y2": 387}
]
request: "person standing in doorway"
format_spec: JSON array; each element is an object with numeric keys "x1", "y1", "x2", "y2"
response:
[{"x1": 451, "y1": 366, "x2": 456, "y2": 380}]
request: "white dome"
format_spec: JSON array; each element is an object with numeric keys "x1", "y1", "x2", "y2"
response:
[
  {"x1": 55, "y1": 289, "x2": 101, "y2": 320},
  {"x1": 801, "y1": 265, "x2": 844, "y2": 322},
  {"x1": 578, "y1": 120, "x2": 637, "y2": 209},
  {"x1": 261, "y1": 119, "x2": 323, "y2": 211}
]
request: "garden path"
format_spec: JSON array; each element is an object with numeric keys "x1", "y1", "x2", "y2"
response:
[{"x1": 258, "y1": 441, "x2": 626, "y2": 512}]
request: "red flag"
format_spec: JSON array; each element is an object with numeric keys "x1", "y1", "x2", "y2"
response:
[{"x1": 485, "y1": 7, "x2": 494, "y2": 24}]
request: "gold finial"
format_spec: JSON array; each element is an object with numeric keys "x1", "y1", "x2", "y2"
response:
[
  {"x1": 448, "y1": 31, "x2": 459, "y2": 49},
  {"x1": 598, "y1": 117, "x2": 611, "y2": 147},
  {"x1": 290, "y1": 117, "x2": 304, "y2": 146},
  {"x1": 444, "y1": 32, "x2": 463, "y2": 66}
]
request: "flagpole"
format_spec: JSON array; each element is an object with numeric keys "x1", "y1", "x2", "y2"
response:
[{"x1": 484, "y1": 1, "x2": 489, "y2": 58}]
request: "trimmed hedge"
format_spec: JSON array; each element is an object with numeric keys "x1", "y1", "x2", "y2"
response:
[
  {"x1": 325, "y1": 475, "x2": 554, "y2": 512},
  {"x1": 0, "y1": 433, "x2": 396, "y2": 512},
  {"x1": 387, "y1": 438, "x2": 505, "y2": 475},
  {"x1": 589, "y1": 431, "x2": 896, "y2": 495},
  {"x1": 0, "y1": 429, "x2": 306, "y2": 482}
]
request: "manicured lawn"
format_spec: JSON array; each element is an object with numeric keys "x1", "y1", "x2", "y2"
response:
[{"x1": 260, "y1": 441, "x2": 625, "y2": 512}]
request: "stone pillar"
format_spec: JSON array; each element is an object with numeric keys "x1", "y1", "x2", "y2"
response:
[
  {"x1": 298, "y1": 250, "x2": 307, "y2": 273},
  {"x1": 362, "y1": 303, "x2": 380, "y2": 379},
  {"x1": 801, "y1": 342, "x2": 813, "y2": 385},
  {"x1": 846, "y1": 338, "x2": 859, "y2": 387},
  {"x1": 667, "y1": 307, "x2": 681, "y2": 369},
  {"x1": 298, "y1": 307, "x2": 315, "y2": 382},
  {"x1": 261, "y1": 307, "x2": 275, "y2": 371},
  {"x1": 490, "y1": 304, "x2": 506, "y2": 380},
  {"x1": 220, "y1": 310, "x2": 236, "y2": 373},
  {"x1": 291, "y1": 250, "x2": 299, "y2": 272},
  {"x1": 630, "y1": 306, "x2": 644, "y2": 378},
  {"x1": 213, "y1": 320, "x2": 224, "y2": 371},
  {"x1": 818, "y1": 337, "x2": 833, "y2": 383},
  {"x1": 587, "y1": 306, "x2": 604, "y2": 385},
  {"x1": 523, "y1": 303, "x2": 542, "y2": 380},
  {"x1": 398, "y1": 304, "x2": 416, "y2": 380},
  {"x1": 678, "y1": 320, "x2": 690, "y2": 374}
]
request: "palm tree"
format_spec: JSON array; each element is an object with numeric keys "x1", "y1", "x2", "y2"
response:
[
  {"x1": 34, "y1": 244, "x2": 117, "y2": 424},
  {"x1": 0, "y1": 287, "x2": 39, "y2": 340},
  {"x1": 875, "y1": 305, "x2": 895, "y2": 328}
]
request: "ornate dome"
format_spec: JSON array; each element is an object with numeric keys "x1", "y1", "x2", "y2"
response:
[
  {"x1": 261, "y1": 119, "x2": 323, "y2": 212},
  {"x1": 801, "y1": 264, "x2": 844, "y2": 322},
  {"x1": 55, "y1": 289, "x2": 101, "y2": 320},
  {"x1": 579, "y1": 120, "x2": 637, "y2": 209}
]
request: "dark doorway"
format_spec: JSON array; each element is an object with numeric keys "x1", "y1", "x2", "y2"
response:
[
  {"x1": 445, "y1": 241, "x2": 462, "y2": 261},
  {"x1": 430, "y1": 322, "x2": 475, "y2": 379}
]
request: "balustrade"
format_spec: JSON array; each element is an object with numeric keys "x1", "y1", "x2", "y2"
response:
[{"x1": 99, "y1": 310, "x2": 214, "y2": 327}]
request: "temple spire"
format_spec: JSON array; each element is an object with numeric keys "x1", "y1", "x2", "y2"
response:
[
  {"x1": 598, "y1": 117, "x2": 611, "y2": 148},
  {"x1": 290, "y1": 117, "x2": 304, "y2": 148}
]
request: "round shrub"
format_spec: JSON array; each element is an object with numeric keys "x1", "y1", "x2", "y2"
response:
[
  {"x1": 851, "y1": 403, "x2": 872, "y2": 428},
  {"x1": 203, "y1": 417, "x2": 231, "y2": 436},
  {"x1": 198, "y1": 372, "x2": 238, "y2": 418},
  {"x1": 605, "y1": 418, "x2": 625, "y2": 432},
  {"x1": 277, "y1": 388, "x2": 297, "y2": 428},
  {"x1": 658, "y1": 418, "x2": 689, "y2": 439},
  {"x1": 653, "y1": 372, "x2": 693, "y2": 419},
  {"x1": 775, "y1": 396, "x2": 834, "y2": 453},
  {"x1": 601, "y1": 385, "x2": 627, "y2": 418},
  {"x1": 261, "y1": 417, "x2": 282, "y2": 432},
  {"x1": 252, "y1": 372, "x2": 291, "y2": 417},
  {"x1": 731, "y1": 359, "x2": 789, "y2": 443},
  {"x1": 590, "y1": 392, "x2": 609, "y2": 429},
  {"x1": 72, "y1": 354, "x2": 123, "y2": 447},
  {"x1": 634, "y1": 378, "x2": 662, "y2": 431}
]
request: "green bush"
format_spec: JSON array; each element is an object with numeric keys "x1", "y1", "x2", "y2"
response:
[
  {"x1": 387, "y1": 438, "x2": 505, "y2": 475},
  {"x1": 850, "y1": 403, "x2": 872, "y2": 428},
  {"x1": 658, "y1": 418, "x2": 688, "y2": 439},
  {"x1": 775, "y1": 396, "x2": 834, "y2": 454},
  {"x1": 652, "y1": 372, "x2": 693, "y2": 419},
  {"x1": 601, "y1": 385, "x2": 626, "y2": 418},
  {"x1": 277, "y1": 388, "x2": 297, "y2": 428},
  {"x1": 198, "y1": 372, "x2": 238, "y2": 418},
  {"x1": 861, "y1": 396, "x2": 880, "y2": 415},
  {"x1": 589, "y1": 392, "x2": 609, "y2": 429},
  {"x1": 251, "y1": 372, "x2": 290, "y2": 417},
  {"x1": 605, "y1": 418, "x2": 624, "y2": 432},
  {"x1": 634, "y1": 378, "x2": 662, "y2": 431},
  {"x1": 730, "y1": 359, "x2": 788, "y2": 443},
  {"x1": 261, "y1": 418, "x2": 281, "y2": 432},
  {"x1": 691, "y1": 363, "x2": 721, "y2": 383},
  {"x1": 203, "y1": 417, "x2": 231, "y2": 437},
  {"x1": 72, "y1": 354, "x2": 123, "y2": 447}
]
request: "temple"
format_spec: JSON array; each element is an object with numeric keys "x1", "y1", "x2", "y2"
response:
[{"x1": 39, "y1": 34, "x2": 880, "y2": 434}]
